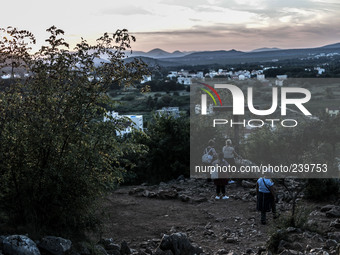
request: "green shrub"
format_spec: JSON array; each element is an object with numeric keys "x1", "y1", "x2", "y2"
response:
[
  {"x1": 121, "y1": 95, "x2": 136, "y2": 101},
  {"x1": 0, "y1": 26, "x2": 147, "y2": 236},
  {"x1": 304, "y1": 179, "x2": 340, "y2": 201},
  {"x1": 127, "y1": 115, "x2": 190, "y2": 184},
  {"x1": 267, "y1": 206, "x2": 316, "y2": 253}
]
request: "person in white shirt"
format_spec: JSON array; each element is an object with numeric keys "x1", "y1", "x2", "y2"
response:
[
  {"x1": 222, "y1": 139, "x2": 240, "y2": 166},
  {"x1": 222, "y1": 139, "x2": 240, "y2": 184}
]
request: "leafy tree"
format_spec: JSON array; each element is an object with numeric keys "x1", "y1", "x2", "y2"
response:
[
  {"x1": 129, "y1": 115, "x2": 190, "y2": 184},
  {"x1": 0, "y1": 27, "x2": 36, "y2": 79},
  {"x1": 0, "y1": 26, "x2": 148, "y2": 236}
]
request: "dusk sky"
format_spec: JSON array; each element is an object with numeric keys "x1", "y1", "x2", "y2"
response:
[{"x1": 1, "y1": 0, "x2": 340, "y2": 52}]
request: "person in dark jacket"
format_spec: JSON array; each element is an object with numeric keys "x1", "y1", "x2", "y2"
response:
[{"x1": 211, "y1": 153, "x2": 229, "y2": 200}]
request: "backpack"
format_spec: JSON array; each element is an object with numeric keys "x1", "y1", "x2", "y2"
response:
[{"x1": 202, "y1": 147, "x2": 213, "y2": 163}]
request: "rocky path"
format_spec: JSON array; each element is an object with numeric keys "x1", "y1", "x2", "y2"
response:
[
  {"x1": 99, "y1": 178, "x2": 340, "y2": 254},
  {"x1": 1, "y1": 178, "x2": 339, "y2": 255}
]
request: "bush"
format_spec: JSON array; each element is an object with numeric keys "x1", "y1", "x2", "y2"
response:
[
  {"x1": 267, "y1": 206, "x2": 317, "y2": 253},
  {"x1": 121, "y1": 94, "x2": 136, "y2": 101},
  {"x1": 0, "y1": 26, "x2": 147, "y2": 236},
  {"x1": 304, "y1": 179, "x2": 340, "y2": 201},
  {"x1": 127, "y1": 115, "x2": 190, "y2": 184}
]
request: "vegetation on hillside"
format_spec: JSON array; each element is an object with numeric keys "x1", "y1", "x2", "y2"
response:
[{"x1": 0, "y1": 26, "x2": 148, "y2": 236}]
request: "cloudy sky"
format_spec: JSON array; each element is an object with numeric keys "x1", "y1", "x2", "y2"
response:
[{"x1": 1, "y1": 0, "x2": 340, "y2": 52}]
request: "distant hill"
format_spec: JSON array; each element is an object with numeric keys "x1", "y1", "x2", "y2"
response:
[
  {"x1": 320, "y1": 42, "x2": 340, "y2": 49},
  {"x1": 250, "y1": 47, "x2": 281, "y2": 52},
  {"x1": 124, "y1": 42, "x2": 340, "y2": 66},
  {"x1": 125, "y1": 48, "x2": 190, "y2": 59}
]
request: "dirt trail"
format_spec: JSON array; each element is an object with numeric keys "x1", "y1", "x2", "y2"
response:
[
  {"x1": 97, "y1": 178, "x2": 339, "y2": 255},
  {"x1": 100, "y1": 181, "x2": 272, "y2": 254}
]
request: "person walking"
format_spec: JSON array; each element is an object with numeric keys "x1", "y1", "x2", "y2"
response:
[
  {"x1": 222, "y1": 139, "x2": 240, "y2": 184},
  {"x1": 256, "y1": 177, "x2": 278, "y2": 225},
  {"x1": 222, "y1": 139, "x2": 240, "y2": 166},
  {"x1": 202, "y1": 139, "x2": 218, "y2": 180},
  {"x1": 211, "y1": 153, "x2": 229, "y2": 200},
  {"x1": 202, "y1": 139, "x2": 218, "y2": 165}
]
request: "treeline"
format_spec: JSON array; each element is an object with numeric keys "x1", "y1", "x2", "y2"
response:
[
  {"x1": 112, "y1": 93, "x2": 189, "y2": 113},
  {"x1": 139, "y1": 79, "x2": 186, "y2": 92}
]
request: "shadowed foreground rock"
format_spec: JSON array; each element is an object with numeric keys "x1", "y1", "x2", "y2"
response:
[
  {"x1": 3, "y1": 235, "x2": 41, "y2": 255},
  {"x1": 159, "y1": 232, "x2": 203, "y2": 255},
  {"x1": 37, "y1": 236, "x2": 72, "y2": 255}
]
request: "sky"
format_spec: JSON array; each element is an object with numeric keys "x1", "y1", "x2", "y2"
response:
[{"x1": 1, "y1": 0, "x2": 340, "y2": 52}]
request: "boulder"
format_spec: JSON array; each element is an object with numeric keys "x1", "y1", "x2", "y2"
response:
[
  {"x1": 99, "y1": 238, "x2": 120, "y2": 251},
  {"x1": 37, "y1": 236, "x2": 72, "y2": 255},
  {"x1": 330, "y1": 219, "x2": 340, "y2": 229},
  {"x1": 153, "y1": 247, "x2": 174, "y2": 255},
  {"x1": 94, "y1": 245, "x2": 108, "y2": 255},
  {"x1": 179, "y1": 194, "x2": 190, "y2": 202},
  {"x1": 325, "y1": 239, "x2": 338, "y2": 249},
  {"x1": 321, "y1": 205, "x2": 335, "y2": 212},
  {"x1": 176, "y1": 175, "x2": 185, "y2": 182},
  {"x1": 158, "y1": 190, "x2": 178, "y2": 199},
  {"x1": 327, "y1": 232, "x2": 340, "y2": 242},
  {"x1": 76, "y1": 242, "x2": 91, "y2": 255},
  {"x1": 216, "y1": 248, "x2": 228, "y2": 254},
  {"x1": 227, "y1": 252, "x2": 238, "y2": 255},
  {"x1": 245, "y1": 248, "x2": 255, "y2": 254},
  {"x1": 0, "y1": 235, "x2": 5, "y2": 249},
  {"x1": 3, "y1": 235, "x2": 40, "y2": 255},
  {"x1": 158, "y1": 233, "x2": 203, "y2": 255},
  {"x1": 120, "y1": 241, "x2": 131, "y2": 255},
  {"x1": 279, "y1": 250, "x2": 300, "y2": 255},
  {"x1": 326, "y1": 207, "x2": 340, "y2": 218},
  {"x1": 241, "y1": 180, "x2": 256, "y2": 188}
]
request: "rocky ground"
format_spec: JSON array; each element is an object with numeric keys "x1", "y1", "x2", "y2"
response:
[
  {"x1": 98, "y1": 177, "x2": 340, "y2": 255},
  {"x1": 1, "y1": 177, "x2": 340, "y2": 255}
]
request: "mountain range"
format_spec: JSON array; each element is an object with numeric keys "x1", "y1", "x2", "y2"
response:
[
  {"x1": 122, "y1": 42, "x2": 340, "y2": 66},
  {"x1": 125, "y1": 48, "x2": 194, "y2": 59}
]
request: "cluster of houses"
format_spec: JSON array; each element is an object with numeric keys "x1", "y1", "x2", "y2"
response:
[
  {"x1": 1, "y1": 73, "x2": 29, "y2": 79},
  {"x1": 104, "y1": 107, "x2": 181, "y2": 136},
  {"x1": 166, "y1": 68, "x2": 290, "y2": 86},
  {"x1": 306, "y1": 52, "x2": 340, "y2": 59}
]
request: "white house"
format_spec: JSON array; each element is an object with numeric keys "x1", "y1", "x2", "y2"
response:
[
  {"x1": 275, "y1": 79, "x2": 284, "y2": 86},
  {"x1": 206, "y1": 70, "x2": 218, "y2": 78},
  {"x1": 257, "y1": 74, "x2": 265, "y2": 81},
  {"x1": 1, "y1": 74, "x2": 11, "y2": 79},
  {"x1": 177, "y1": 76, "x2": 192, "y2": 85},
  {"x1": 141, "y1": 75, "x2": 152, "y2": 84},
  {"x1": 104, "y1": 111, "x2": 143, "y2": 136},
  {"x1": 196, "y1": 71, "x2": 204, "y2": 79},
  {"x1": 326, "y1": 107, "x2": 340, "y2": 117},
  {"x1": 195, "y1": 104, "x2": 213, "y2": 115},
  {"x1": 314, "y1": 67, "x2": 325, "y2": 75},
  {"x1": 238, "y1": 74, "x2": 245, "y2": 80},
  {"x1": 276, "y1": 74, "x2": 287, "y2": 80},
  {"x1": 167, "y1": 71, "x2": 178, "y2": 79},
  {"x1": 156, "y1": 107, "x2": 180, "y2": 118}
]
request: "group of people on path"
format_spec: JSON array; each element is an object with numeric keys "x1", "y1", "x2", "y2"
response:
[
  {"x1": 202, "y1": 139, "x2": 240, "y2": 200},
  {"x1": 203, "y1": 139, "x2": 278, "y2": 225}
]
